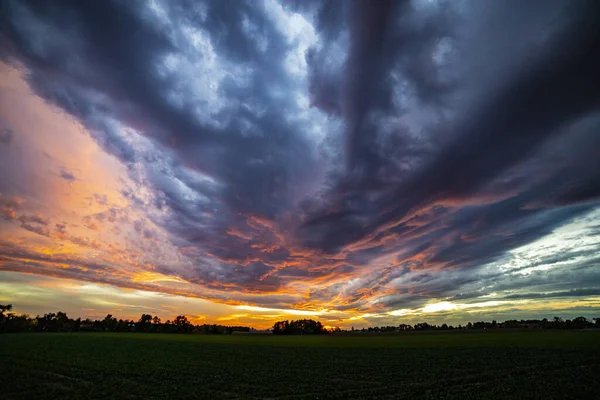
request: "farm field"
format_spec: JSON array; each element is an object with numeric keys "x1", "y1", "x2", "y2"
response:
[{"x1": 1, "y1": 331, "x2": 599, "y2": 399}]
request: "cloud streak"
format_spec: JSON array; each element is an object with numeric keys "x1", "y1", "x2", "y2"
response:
[{"x1": 0, "y1": 0, "x2": 599, "y2": 322}]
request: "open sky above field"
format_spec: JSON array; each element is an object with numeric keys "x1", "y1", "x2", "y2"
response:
[{"x1": 1, "y1": 0, "x2": 600, "y2": 328}]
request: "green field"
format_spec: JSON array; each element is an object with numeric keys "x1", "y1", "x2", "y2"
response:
[{"x1": 1, "y1": 331, "x2": 599, "y2": 399}]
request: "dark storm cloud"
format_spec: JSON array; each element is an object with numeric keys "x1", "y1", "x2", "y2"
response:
[
  {"x1": 1, "y1": 0, "x2": 600, "y2": 311},
  {"x1": 0, "y1": 0, "x2": 318, "y2": 280},
  {"x1": 299, "y1": 0, "x2": 600, "y2": 252},
  {"x1": 304, "y1": 0, "x2": 348, "y2": 117},
  {"x1": 344, "y1": 0, "x2": 400, "y2": 167}
]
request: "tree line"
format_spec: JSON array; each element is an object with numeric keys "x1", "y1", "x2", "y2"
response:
[
  {"x1": 2, "y1": 304, "x2": 598, "y2": 335},
  {"x1": 348, "y1": 316, "x2": 600, "y2": 333},
  {"x1": 0, "y1": 304, "x2": 252, "y2": 334},
  {"x1": 272, "y1": 319, "x2": 328, "y2": 335},
  {"x1": 271, "y1": 316, "x2": 600, "y2": 334}
]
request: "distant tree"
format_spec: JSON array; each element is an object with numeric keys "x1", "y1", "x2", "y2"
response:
[
  {"x1": 0, "y1": 304, "x2": 12, "y2": 316},
  {"x1": 414, "y1": 322, "x2": 432, "y2": 331},
  {"x1": 272, "y1": 319, "x2": 327, "y2": 335},
  {"x1": 173, "y1": 315, "x2": 191, "y2": 333},
  {"x1": 3, "y1": 302, "x2": 597, "y2": 335},
  {"x1": 139, "y1": 314, "x2": 153, "y2": 324},
  {"x1": 571, "y1": 316, "x2": 589, "y2": 329},
  {"x1": 55, "y1": 311, "x2": 70, "y2": 331},
  {"x1": 137, "y1": 314, "x2": 154, "y2": 332},
  {"x1": 37, "y1": 313, "x2": 56, "y2": 331},
  {"x1": 273, "y1": 320, "x2": 289, "y2": 335},
  {"x1": 473, "y1": 321, "x2": 486, "y2": 330},
  {"x1": 115, "y1": 319, "x2": 128, "y2": 332},
  {"x1": 103, "y1": 314, "x2": 117, "y2": 331},
  {"x1": 0, "y1": 304, "x2": 14, "y2": 332}
]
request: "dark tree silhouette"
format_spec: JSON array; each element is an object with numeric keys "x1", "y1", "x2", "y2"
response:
[
  {"x1": 103, "y1": 314, "x2": 118, "y2": 331},
  {"x1": 0, "y1": 303, "x2": 13, "y2": 315},
  {"x1": 272, "y1": 319, "x2": 327, "y2": 335},
  {"x1": 173, "y1": 315, "x2": 192, "y2": 333},
  {"x1": 0, "y1": 303, "x2": 598, "y2": 335},
  {"x1": 0, "y1": 304, "x2": 13, "y2": 332},
  {"x1": 137, "y1": 314, "x2": 154, "y2": 332}
]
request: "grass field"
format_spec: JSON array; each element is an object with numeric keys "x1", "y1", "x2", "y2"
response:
[{"x1": 1, "y1": 331, "x2": 599, "y2": 399}]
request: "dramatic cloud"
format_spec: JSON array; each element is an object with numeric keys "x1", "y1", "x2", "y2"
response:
[{"x1": 0, "y1": 0, "x2": 599, "y2": 325}]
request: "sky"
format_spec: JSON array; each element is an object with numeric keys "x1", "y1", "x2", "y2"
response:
[{"x1": 0, "y1": 0, "x2": 599, "y2": 329}]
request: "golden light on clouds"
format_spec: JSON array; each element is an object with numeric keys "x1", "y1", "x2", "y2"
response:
[
  {"x1": 1, "y1": 0, "x2": 600, "y2": 329},
  {"x1": 132, "y1": 272, "x2": 187, "y2": 284}
]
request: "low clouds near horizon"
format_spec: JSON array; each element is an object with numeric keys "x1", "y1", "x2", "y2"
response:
[{"x1": 0, "y1": 0, "x2": 599, "y2": 325}]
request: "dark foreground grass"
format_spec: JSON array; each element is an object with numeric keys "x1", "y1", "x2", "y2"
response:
[{"x1": 1, "y1": 331, "x2": 599, "y2": 399}]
